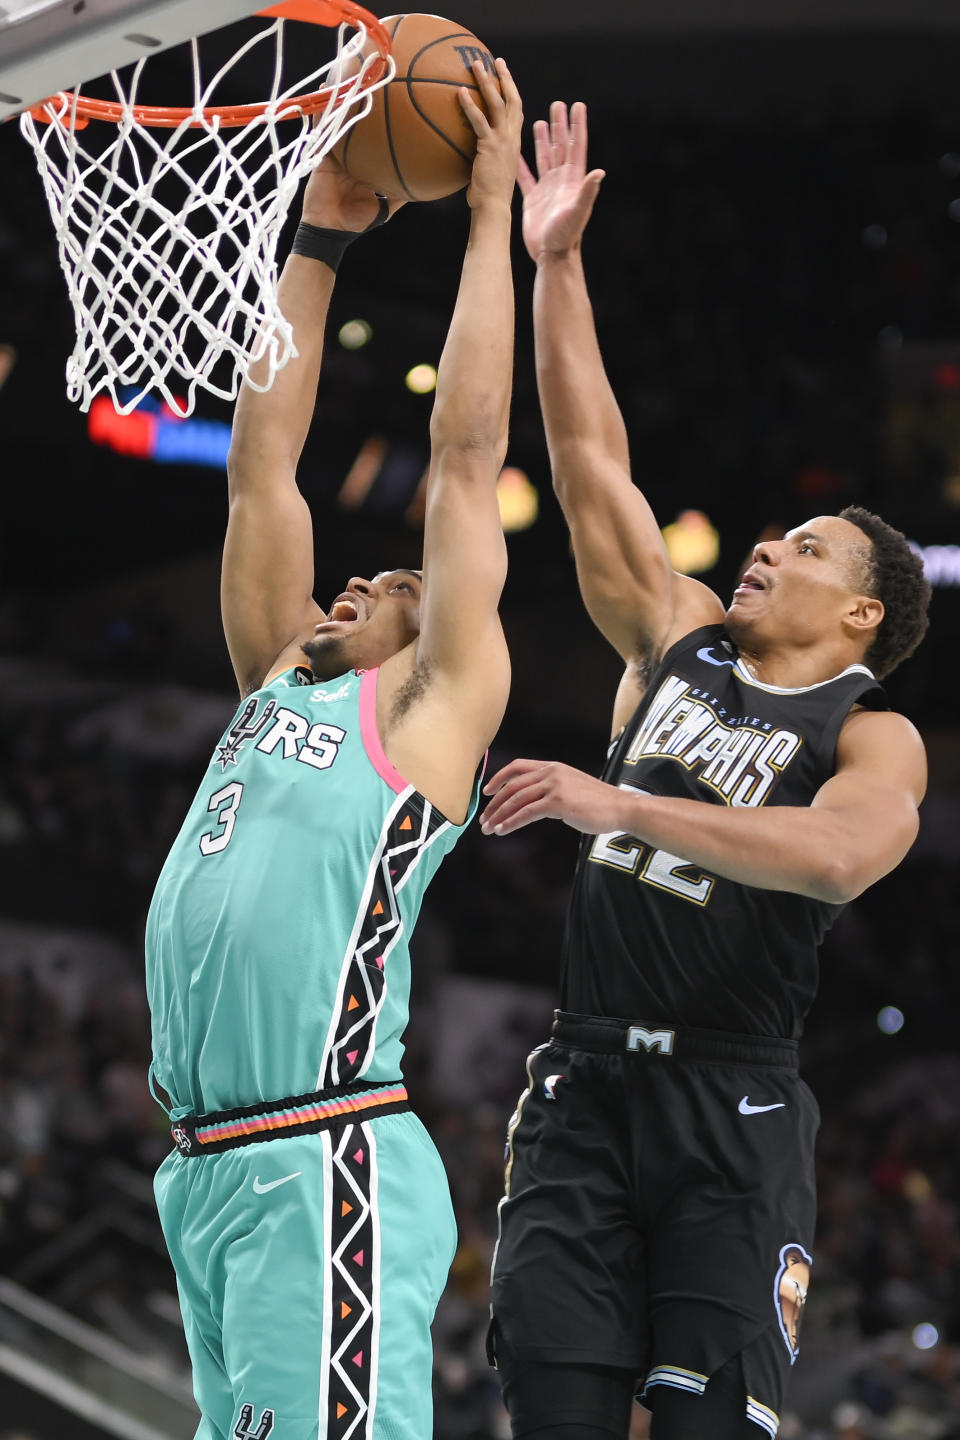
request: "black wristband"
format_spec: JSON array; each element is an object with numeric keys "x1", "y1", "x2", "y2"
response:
[
  {"x1": 291, "y1": 198, "x2": 391, "y2": 272},
  {"x1": 291, "y1": 222, "x2": 356, "y2": 272}
]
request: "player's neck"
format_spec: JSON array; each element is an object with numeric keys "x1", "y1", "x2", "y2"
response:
[{"x1": 736, "y1": 638, "x2": 869, "y2": 690}]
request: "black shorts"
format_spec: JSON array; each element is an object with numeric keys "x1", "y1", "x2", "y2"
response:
[{"x1": 489, "y1": 1011, "x2": 820, "y2": 1440}]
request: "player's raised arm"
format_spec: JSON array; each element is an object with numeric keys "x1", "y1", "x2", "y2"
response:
[
  {"x1": 412, "y1": 59, "x2": 521, "y2": 741},
  {"x1": 223, "y1": 161, "x2": 402, "y2": 697},
  {"x1": 481, "y1": 709, "x2": 926, "y2": 902},
  {"x1": 520, "y1": 102, "x2": 723, "y2": 672}
]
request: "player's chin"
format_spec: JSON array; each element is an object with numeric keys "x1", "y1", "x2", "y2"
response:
[
  {"x1": 301, "y1": 632, "x2": 351, "y2": 680},
  {"x1": 722, "y1": 605, "x2": 753, "y2": 646},
  {"x1": 724, "y1": 595, "x2": 757, "y2": 624}
]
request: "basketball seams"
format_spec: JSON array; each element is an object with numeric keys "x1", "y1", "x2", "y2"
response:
[
  {"x1": 338, "y1": 15, "x2": 405, "y2": 186},
  {"x1": 396, "y1": 78, "x2": 483, "y2": 88},
  {"x1": 378, "y1": 14, "x2": 417, "y2": 200},
  {"x1": 403, "y1": 80, "x2": 479, "y2": 165},
  {"x1": 403, "y1": 31, "x2": 487, "y2": 168},
  {"x1": 339, "y1": 17, "x2": 489, "y2": 202}
]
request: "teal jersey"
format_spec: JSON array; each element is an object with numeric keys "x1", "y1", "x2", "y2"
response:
[{"x1": 145, "y1": 665, "x2": 478, "y2": 1116}]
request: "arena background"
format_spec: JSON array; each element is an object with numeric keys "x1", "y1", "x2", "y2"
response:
[{"x1": 1, "y1": 2, "x2": 960, "y2": 1436}]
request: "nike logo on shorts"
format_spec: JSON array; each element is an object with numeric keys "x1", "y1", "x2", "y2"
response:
[
  {"x1": 738, "y1": 1096, "x2": 786, "y2": 1115},
  {"x1": 252, "y1": 1171, "x2": 302, "y2": 1193}
]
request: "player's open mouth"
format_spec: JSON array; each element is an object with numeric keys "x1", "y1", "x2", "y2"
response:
[
  {"x1": 316, "y1": 595, "x2": 365, "y2": 628},
  {"x1": 734, "y1": 569, "x2": 766, "y2": 595}
]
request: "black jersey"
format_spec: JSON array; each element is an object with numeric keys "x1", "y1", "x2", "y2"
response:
[{"x1": 560, "y1": 624, "x2": 888, "y2": 1038}]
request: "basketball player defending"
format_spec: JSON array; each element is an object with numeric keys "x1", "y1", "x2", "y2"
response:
[
  {"x1": 145, "y1": 59, "x2": 521, "y2": 1440},
  {"x1": 481, "y1": 102, "x2": 931, "y2": 1440}
]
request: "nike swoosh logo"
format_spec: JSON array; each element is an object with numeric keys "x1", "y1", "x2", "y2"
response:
[
  {"x1": 252, "y1": 1171, "x2": 302, "y2": 1194},
  {"x1": 738, "y1": 1097, "x2": 786, "y2": 1115},
  {"x1": 697, "y1": 646, "x2": 736, "y2": 667}
]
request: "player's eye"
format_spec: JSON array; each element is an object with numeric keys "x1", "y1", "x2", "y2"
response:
[
  {"x1": 392, "y1": 581, "x2": 412, "y2": 593},
  {"x1": 798, "y1": 541, "x2": 815, "y2": 554}
]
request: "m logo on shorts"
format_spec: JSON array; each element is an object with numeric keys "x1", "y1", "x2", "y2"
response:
[{"x1": 626, "y1": 1026, "x2": 675, "y2": 1055}]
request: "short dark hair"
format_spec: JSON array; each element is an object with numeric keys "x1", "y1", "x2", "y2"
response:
[{"x1": 838, "y1": 506, "x2": 931, "y2": 680}]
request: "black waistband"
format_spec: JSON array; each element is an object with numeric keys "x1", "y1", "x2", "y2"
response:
[
  {"x1": 551, "y1": 1011, "x2": 798, "y2": 1069},
  {"x1": 170, "y1": 1080, "x2": 410, "y2": 1156}
]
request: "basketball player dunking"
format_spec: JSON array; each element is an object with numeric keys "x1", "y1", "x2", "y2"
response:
[
  {"x1": 145, "y1": 60, "x2": 521, "y2": 1440},
  {"x1": 480, "y1": 102, "x2": 931, "y2": 1440}
]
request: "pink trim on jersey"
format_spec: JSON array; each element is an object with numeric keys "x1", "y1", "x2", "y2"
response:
[{"x1": 359, "y1": 667, "x2": 411, "y2": 795}]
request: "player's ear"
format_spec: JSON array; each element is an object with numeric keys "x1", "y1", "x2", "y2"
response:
[{"x1": 843, "y1": 594, "x2": 884, "y2": 639}]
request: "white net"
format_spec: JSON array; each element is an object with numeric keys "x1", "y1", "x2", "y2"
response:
[{"x1": 19, "y1": 16, "x2": 391, "y2": 416}]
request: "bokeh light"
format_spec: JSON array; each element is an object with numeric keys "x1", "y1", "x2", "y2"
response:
[
  {"x1": 497, "y1": 467, "x2": 539, "y2": 533},
  {"x1": 877, "y1": 1005, "x2": 905, "y2": 1034},
  {"x1": 405, "y1": 363, "x2": 438, "y2": 394},
  {"x1": 661, "y1": 509, "x2": 720, "y2": 575},
  {"x1": 338, "y1": 319, "x2": 372, "y2": 350},
  {"x1": 913, "y1": 1324, "x2": 940, "y2": 1350}
]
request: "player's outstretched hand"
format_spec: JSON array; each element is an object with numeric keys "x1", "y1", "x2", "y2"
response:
[
  {"x1": 518, "y1": 101, "x2": 605, "y2": 261},
  {"x1": 301, "y1": 152, "x2": 407, "y2": 233},
  {"x1": 480, "y1": 757, "x2": 630, "y2": 837},
  {"x1": 458, "y1": 57, "x2": 523, "y2": 212}
]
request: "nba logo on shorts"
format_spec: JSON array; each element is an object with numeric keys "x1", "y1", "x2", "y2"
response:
[{"x1": 172, "y1": 1125, "x2": 192, "y2": 1153}]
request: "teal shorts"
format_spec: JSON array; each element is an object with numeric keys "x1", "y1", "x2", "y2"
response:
[{"x1": 154, "y1": 1108, "x2": 457, "y2": 1440}]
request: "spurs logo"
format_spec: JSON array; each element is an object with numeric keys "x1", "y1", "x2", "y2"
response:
[
  {"x1": 626, "y1": 1026, "x2": 675, "y2": 1055},
  {"x1": 217, "y1": 697, "x2": 277, "y2": 771},
  {"x1": 171, "y1": 1126, "x2": 192, "y2": 1153},
  {"x1": 234, "y1": 1404, "x2": 275, "y2": 1440},
  {"x1": 215, "y1": 697, "x2": 347, "y2": 776}
]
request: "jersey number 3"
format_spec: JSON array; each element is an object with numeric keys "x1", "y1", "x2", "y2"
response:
[
  {"x1": 199, "y1": 782, "x2": 243, "y2": 856},
  {"x1": 588, "y1": 783, "x2": 715, "y2": 906}
]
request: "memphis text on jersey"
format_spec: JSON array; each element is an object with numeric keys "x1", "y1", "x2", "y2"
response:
[{"x1": 624, "y1": 673, "x2": 803, "y2": 809}]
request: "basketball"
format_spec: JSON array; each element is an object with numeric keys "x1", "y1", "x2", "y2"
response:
[{"x1": 334, "y1": 13, "x2": 495, "y2": 202}]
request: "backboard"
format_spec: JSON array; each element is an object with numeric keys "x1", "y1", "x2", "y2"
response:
[{"x1": 0, "y1": 0, "x2": 271, "y2": 120}]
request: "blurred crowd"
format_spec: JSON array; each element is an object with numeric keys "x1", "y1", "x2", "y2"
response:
[{"x1": 2, "y1": 93, "x2": 960, "y2": 1440}]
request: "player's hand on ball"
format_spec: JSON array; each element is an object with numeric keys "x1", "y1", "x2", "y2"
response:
[
  {"x1": 480, "y1": 758, "x2": 630, "y2": 837},
  {"x1": 301, "y1": 153, "x2": 407, "y2": 233},
  {"x1": 458, "y1": 58, "x2": 523, "y2": 212},
  {"x1": 518, "y1": 101, "x2": 606, "y2": 261}
]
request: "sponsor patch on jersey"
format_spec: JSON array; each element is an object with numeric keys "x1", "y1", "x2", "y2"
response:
[{"x1": 309, "y1": 682, "x2": 352, "y2": 705}]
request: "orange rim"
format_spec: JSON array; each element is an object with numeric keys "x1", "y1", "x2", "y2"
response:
[{"x1": 27, "y1": 0, "x2": 391, "y2": 131}]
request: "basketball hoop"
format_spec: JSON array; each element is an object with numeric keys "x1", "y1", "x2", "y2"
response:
[{"x1": 18, "y1": 0, "x2": 394, "y2": 416}]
